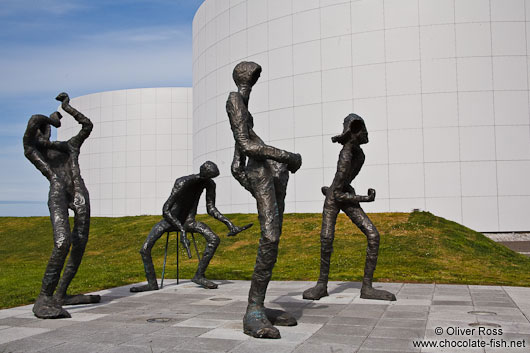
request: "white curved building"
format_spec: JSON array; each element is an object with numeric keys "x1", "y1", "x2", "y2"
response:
[
  {"x1": 57, "y1": 88, "x2": 193, "y2": 217},
  {"x1": 192, "y1": 0, "x2": 530, "y2": 232}
]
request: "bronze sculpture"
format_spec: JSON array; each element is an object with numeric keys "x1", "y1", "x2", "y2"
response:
[
  {"x1": 303, "y1": 114, "x2": 396, "y2": 302},
  {"x1": 227, "y1": 62, "x2": 302, "y2": 338},
  {"x1": 23, "y1": 93, "x2": 100, "y2": 319},
  {"x1": 130, "y1": 161, "x2": 252, "y2": 292}
]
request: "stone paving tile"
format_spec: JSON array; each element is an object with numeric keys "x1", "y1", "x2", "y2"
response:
[
  {"x1": 155, "y1": 326, "x2": 211, "y2": 338},
  {"x1": 392, "y1": 299, "x2": 432, "y2": 306},
  {"x1": 327, "y1": 316, "x2": 378, "y2": 327},
  {"x1": 1, "y1": 281, "x2": 529, "y2": 352},
  {"x1": 127, "y1": 334, "x2": 190, "y2": 350},
  {"x1": 369, "y1": 326, "x2": 425, "y2": 339},
  {"x1": 0, "y1": 317, "x2": 39, "y2": 327},
  {"x1": 228, "y1": 340, "x2": 297, "y2": 353},
  {"x1": 174, "y1": 318, "x2": 234, "y2": 329},
  {"x1": 293, "y1": 342, "x2": 356, "y2": 353},
  {"x1": 432, "y1": 300, "x2": 474, "y2": 306},
  {"x1": 360, "y1": 337, "x2": 420, "y2": 352},
  {"x1": 0, "y1": 337, "x2": 65, "y2": 353},
  {"x1": 357, "y1": 348, "x2": 413, "y2": 353},
  {"x1": 0, "y1": 327, "x2": 51, "y2": 345},
  {"x1": 102, "y1": 345, "x2": 170, "y2": 353},
  {"x1": 38, "y1": 341, "x2": 115, "y2": 353},
  {"x1": 172, "y1": 337, "x2": 242, "y2": 352},
  {"x1": 305, "y1": 332, "x2": 365, "y2": 346},
  {"x1": 316, "y1": 323, "x2": 373, "y2": 337},
  {"x1": 295, "y1": 315, "x2": 331, "y2": 324},
  {"x1": 387, "y1": 304, "x2": 429, "y2": 312},
  {"x1": 376, "y1": 318, "x2": 427, "y2": 329},
  {"x1": 381, "y1": 310, "x2": 428, "y2": 320}
]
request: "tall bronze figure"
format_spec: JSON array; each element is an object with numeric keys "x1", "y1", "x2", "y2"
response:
[
  {"x1": 303, "y1": 114, "x2": 396, "y2": 302},
  {"x1": 227, "y1": 62, "x2": 302, "y2": 339},
  {"x1": 130, "y1": 161, "x2": 252, "y2": 292},
  {"x1": 23, "y1": 93, "x2": 100, "y2": 319}
]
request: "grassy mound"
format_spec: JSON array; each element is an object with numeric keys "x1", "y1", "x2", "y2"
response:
[{"x1": 1, "y1": 212, "x2": 529, "y2": 309}]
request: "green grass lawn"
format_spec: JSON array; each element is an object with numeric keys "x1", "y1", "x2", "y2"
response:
[{"x1": 1, "y1": 211, "x2": 529, "y2": 309}]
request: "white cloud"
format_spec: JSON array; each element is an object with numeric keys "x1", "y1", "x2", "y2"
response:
[
  {"x1": 0, "y1": 31, "x2": 193, "y2": 96},
  {"x1": 0, "y1": 0, "x2": 88, "y2": 17}
]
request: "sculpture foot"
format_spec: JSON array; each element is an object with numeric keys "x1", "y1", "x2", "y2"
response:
[
  {"x1": 130, "y1": 284, "x2": 158, "y2": 293},
  {"x1": 243, "y1": 305, "x2": 281, "y2": 339},
  {"x1": 192, "y1": 276, "x2": 218, "y2": 289},
  {"x1": 265, "y1": 308, "x2": 297, "y2": 326},
  {"x1": 360, "y1": 286, "x2": 396, "y2": 301},
  {"x1": 60, "y1": 294, "x2": 101, "y2": 305},
  {"x1": 302, "y1": 283, "x2": 329, "y2": 300},
  {"x1": 33, "y1": 295, "x2": 71, "y2": 319}
]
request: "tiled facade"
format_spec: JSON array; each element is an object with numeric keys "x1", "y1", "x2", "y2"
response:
[
  {"x1": 57, "y1": 88, "x2": 193, "y2": 217},
  {"x1": 192, "y1": 0, "x2": 530, "y2": 232}
]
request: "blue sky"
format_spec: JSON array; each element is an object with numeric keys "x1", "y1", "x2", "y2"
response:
[{"x1": 0, "y1": 0, "x2": 204, "y2": 216}]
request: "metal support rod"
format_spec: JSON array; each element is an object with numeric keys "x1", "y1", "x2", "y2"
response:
[
  {"x1": 160, "y1": 232, "x2": 170, "y2": 289},
  {"x1": 176, "y1": 231, "x2": 179, "y2": 285}
]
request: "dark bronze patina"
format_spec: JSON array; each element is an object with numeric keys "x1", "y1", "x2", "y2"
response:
[
  {"x1": 130, "y1": 161, "x2": 252, "y2": 292},
  {"x1": 227, "y1": 62, "x2": 302, "y2": 338},
  {"x1": 303, "y1": 114, "x2": 396, "y2": 302},
  {"x1": 23, "y1": 93, "x2": 100, "y2": 319}
]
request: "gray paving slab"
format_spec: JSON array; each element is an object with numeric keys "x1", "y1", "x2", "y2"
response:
[{"x1": 0, "y1": 281, "x2": 529, "y2": 353}]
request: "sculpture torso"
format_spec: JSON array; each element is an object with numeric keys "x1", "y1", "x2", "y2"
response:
[
  {"x1": 168, "y1": 175, "x2": 209, "y2": 223},
  {"x1": 328, "y1": 143, "x2": 365, "y2": 203}
]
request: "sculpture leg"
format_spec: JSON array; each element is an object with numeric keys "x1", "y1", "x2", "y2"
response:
[
  {"x1": 243, "y1": 165, "x2": 287, "y2": 339},
  {"x1": 33, "y1": 183, "x2": 71, "y2": 319},
  {"x1": 55, "y1": 192, "x2": 99, "y2": 305},
  {"x1": 303, "y1": 202, "x2": 339, "y2": 300},
  {"x1": 188, "y1": 221, "x2": 220, "y2": 289},
  {"x1": 130, "y1": 219, "x2": 172, "y2": 292},
  {"x1": 342, "y1": 205, "x2": 395, "y2": 301}
]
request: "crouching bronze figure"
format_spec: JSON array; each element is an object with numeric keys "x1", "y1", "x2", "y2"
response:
[{"x1": 130, "y1": 161, "x2": 252, "y2": 292}]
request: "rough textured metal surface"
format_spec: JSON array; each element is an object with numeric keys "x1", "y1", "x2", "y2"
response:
[
  {"x1": 227, "y1": 61, "x2": 302, "y2": 339},
  {"x1": 130, "y1": 161, "x2": 252, "y2": 293},
  {"x1": 23, "y1": 93, "x2": 100, "y2": 319},
  {"x1": 303, "y1": 114, "x2": 396, "y2": 303}
]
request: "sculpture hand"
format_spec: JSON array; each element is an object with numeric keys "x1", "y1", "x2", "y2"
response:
[
  {"x1": 55, "y1": 92, "x2": 70, "y2": 105},
  {"x1": 227, "y1": 223, "x2": 253, "y2": 237},
  {"x1": 366, "y1": 188, "x2": 376, "y2": 202},
  {"x1": 180, "y1": 231, "x2": 192, "y2": 259},
  {"x1": 287, "y1": 153, "x2": 302, "y2": 173}
]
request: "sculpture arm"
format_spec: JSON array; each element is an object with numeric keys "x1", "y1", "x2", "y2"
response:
[
  {"x1": 205, "y1": 180, "x2": 236, "y2": 231},
  {"x1": 231, "y1": 146, "x2": 253, "y2": 192},
  {"x1": 161, "y1": 182, "x2": 185, "y2": 233},
  {"x1": 58, "y1": 94, "x2": 93, "y2": 148},
  {"x1": 227, "y1": 93, "x2": 301, "y2": 172},
  {"x1": 333, "y1": 189, "x2": 375, "y2": 203},
  {"x1": 22, "y1": 115, "x2": 57, "y2": 179},
  {"x1": 330, "y1": 147, "x2": 374, "y2": 203}
]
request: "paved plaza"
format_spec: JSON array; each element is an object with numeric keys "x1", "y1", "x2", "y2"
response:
[{"x1": 0, "y1": 280, "x2": 529, "y2": 353}]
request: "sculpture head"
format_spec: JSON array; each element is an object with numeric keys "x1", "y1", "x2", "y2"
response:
[
  {"x1": 200, "y1": 161, "x2": 220, "y2": 179},
  {"x1": 233, "y1": 61, "x2": 262, "y2": 96},
  {"x1": 49, "y1": 111, "x2": 62, "y2": 128},
  {"x1": 331, "y1": 114, "x2": 368, "y2": 145}
]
